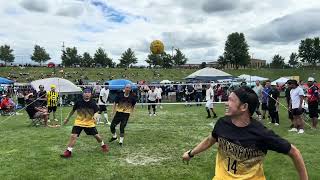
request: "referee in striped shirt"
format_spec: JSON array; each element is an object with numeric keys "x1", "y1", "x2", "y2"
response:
[{"x1": 47, "y1": 84, "x2": 59, "y2": 122}]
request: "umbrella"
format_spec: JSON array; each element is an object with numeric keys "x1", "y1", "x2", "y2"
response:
[
  {"x1": 0, "y1": 77, "x2": 14, "y2": 84},
  {"x1": 107, "y1": 79, "x2": 137, "y2": 90}
]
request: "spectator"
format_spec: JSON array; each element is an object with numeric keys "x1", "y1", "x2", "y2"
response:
[
  {"x1": 194, "y1": 82, "x2": 203, "y2": 106},
  {"x1": 0, "y1": 94, "x2": 15, "y2": 114},
  {"x1": 25, "y1": 93, "x2": 49, "y2": 126},
  {"x1": 37, "y1": 85, "x2": 47, "y2": 107}
]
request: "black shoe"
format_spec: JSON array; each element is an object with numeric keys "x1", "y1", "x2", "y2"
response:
[
  {"x1": 119, "y1": 142, "x2": 123, "y2": 146},
  {"x1": 109, "y1": 137, "x2": 117, "y2": 142},
  {"x1": 213, "y1": 115, "x2": 218, "y2": 119},
  {"x1": 206, "y1": 116, "x2": 211, "y2": 118}
]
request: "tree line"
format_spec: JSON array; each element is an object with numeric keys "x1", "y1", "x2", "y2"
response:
[{"x1": 0, "y1": 44, "x2": 188, "y2": 68}]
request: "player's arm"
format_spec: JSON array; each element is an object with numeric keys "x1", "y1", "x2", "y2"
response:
[
  {"x1": 287, "y1": 144, "x2": 308, "y2": 180},
  {"x1": 100, "y1": 95, "x2": 106, "y2": 104},
  {"x1": 64, "y1": 109, "x2": 75, "y2": 125},
  {"x1": 299, "y1": 95, "x2": 304, "y2": 109},
  {"x1": 182, "y1": 135, "x2": 216, "y2": 161}
]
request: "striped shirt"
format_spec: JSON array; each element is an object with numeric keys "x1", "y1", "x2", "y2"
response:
[{"x1": 47, "y1": 91, "x2": 59, "y2": 107}]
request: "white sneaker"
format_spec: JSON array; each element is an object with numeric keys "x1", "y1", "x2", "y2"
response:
[
  {"x1": 149, "y1": 114, "x2": 152, "y2": 117},
  {"x1": 288, "y1": 128, "x2": 298, "y2": 132},
  {"x1": 298, "y1": 129, "x2": 304, "y2": 134},
  {"x1": 153, "y1": 113, "x2": 157, "y2": 116},
  {"x1": 268, "y1": 122, "x2": 272, "y2": 124},
  {"x1": 54, "y1": 119, "x2": 59, "y2": 122},
  {"x1": 275, "y1": 123, "x2": 279, "y2": 126},
  {"x1": 106, "y1": 121, "x2": 111, "y2": 125}
]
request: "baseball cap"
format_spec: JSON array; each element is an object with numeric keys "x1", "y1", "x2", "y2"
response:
[
  {"x1": 50, "y1": 84, "x2": 56, "y2": 88},
  {"x1": 308, "y1": 77, "x2": 315, "y2": 82},
  {"x1": 83, "y1": 88, "x2": 92, "y2": 93}
]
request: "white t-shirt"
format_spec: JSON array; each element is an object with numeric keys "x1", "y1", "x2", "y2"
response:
[
  {"x1": 98, "y1": 88, "x2": 109, "y2": 105},
  {"x1": 253, "y1": 85, "x2": 263, "y2": 100},
  {"x1": 148, "y1": 90, "x2": 157, "y2": 101},
  {"x1": 206, "y1": 88, "x2": 214, "y2": 101},
  {"x1": 290, "y1": 87, "x2": 305, "y2": 109},
  {"x1": 155, "y1": 87, "x2": 162, "y2": 99}
]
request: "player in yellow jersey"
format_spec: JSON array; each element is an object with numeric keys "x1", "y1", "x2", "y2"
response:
[
  {"x1": 182, "y1": 86, "x2": 308, "y2": 180},
  {"x1": 47, "y1": 85, "x2": 59, "y2": 122}
]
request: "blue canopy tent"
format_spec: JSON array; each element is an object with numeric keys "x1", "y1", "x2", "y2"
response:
[
  {"x1": 107, "y1": 79, "x2": 137, "y2": 91},
  {"x1": 0, "y1": 77, "x2": 13, "y2": 84}
]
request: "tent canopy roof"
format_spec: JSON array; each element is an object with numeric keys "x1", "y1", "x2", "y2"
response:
[
  {"x1": 185, "y1": 68, "x2": 232, "y2": 80},
  {"x1": 31, "y1": 78, "x2": 82, "y2": 94}
]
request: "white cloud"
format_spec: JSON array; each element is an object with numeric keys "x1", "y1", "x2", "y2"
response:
[{"x1": 1, "y1": 0, "x2": 320, "y2": 65}]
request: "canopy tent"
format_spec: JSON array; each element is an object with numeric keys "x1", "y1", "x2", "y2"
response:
[
  {"x1": 107, "y1": 79, "x2": 137, "y2": 91},
  {"x1": 185, "y1": 67, "x2": 233, "y2": 81},
  {"x1": 160, "y1": 80, "x2": 172, "y2": 84},
  {"x1": 238, "y1": 74, "x2": 268, "y2": 82},
  {"x1": 0, "y1": 77, "x2": 14, "y2": 84},
  {"x1": 31, "y1": 78, "x2": 82, "y2": 94},
  {"x1": 271, "y1": 77, "x2": 290, "y2": 85}
]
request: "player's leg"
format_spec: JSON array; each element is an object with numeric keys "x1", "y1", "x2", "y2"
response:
[
  {"x1": 61, "y1": 126, "x2": 82, "y2": 158},
  {"x1": 110, "y1": 112, "x2": 121, "y2": 142},
  {"x1": 119, "y1": 114, "x2": 129, "y2": 145}
]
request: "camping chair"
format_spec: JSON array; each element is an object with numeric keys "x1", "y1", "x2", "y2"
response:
[{"x1": 26, "y1": 110, "x2": 43, "y2": 127}]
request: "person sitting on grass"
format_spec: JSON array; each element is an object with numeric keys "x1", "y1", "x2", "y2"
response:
[
  {"x1": 0, "y1": 94, "x2": 16, "y2": 115},
  {"x1": 25, "y1": 93, "x2": 49, "y2": 126}
]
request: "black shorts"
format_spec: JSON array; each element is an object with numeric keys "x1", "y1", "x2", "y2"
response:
[
  {"x1": 288, "y1": 110, "x2": 293, "y2": 120},
  {"x1": 99, "y1": 105, "x2": 107, "y2": 112},
  {"x1": 308, "y1": 102, "x2": 319, "y2": 118},
  {"x1": 71, "y1": 126, "x2": 98, "y2": 137},
  {"x1": 262, "y1": 103, "x2": 268, "y2": 110},
  {"x1": 48, "y1": 106, "x2": 57, "y2": 113},
  {"x1": 292, "y1": 108, "x2": 304, "y2": 116}
]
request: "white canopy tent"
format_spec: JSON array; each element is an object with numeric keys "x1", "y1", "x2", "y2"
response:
[
  {"x1": 160, "y1": 80, "x2": 172, "y2": 84},
  {"x1": 238, "y1": 74, "x2": 268, "y2": 82},
  {"x1": 31, "y1": 78, "x2": 81, "y2": 94},
  {"x1": 185, "y1": 67, "x2": 233, "y2": 81},
  {"x1": 271, "y1": 77, "x2": 290, "y2": 85}
]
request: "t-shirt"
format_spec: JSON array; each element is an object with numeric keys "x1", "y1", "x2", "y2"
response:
[
  {"x1": 98, "y1": 88, "x2": 109, "y2": 105},
  {"x1": 194, "y1": 84, "x2": 203, "y2": 92},
  {"x1": 37, "y1": 90, "x2": 47, "y2": 99},
  {"x1": 212, "y1": 117, "x2": 291, "y2": 180},
  {"x1": 148, "y1": 90, "x2": 157, "y2": 101},
  {"x1": 47, "y1": 91, "x2": 59, "y2": 107},
  {"x1": 73, "y1": 99, "x2": 99, "y2": 128},
  {"x1": 262, "y1": 87, "x2": 271, "y2": 103},
  {"x1": 253, "y1": 85, "x2": 263, "y2": 101},
  {"x1": 115, "y1": 93, "x2": 137, "y2": 114},
  {"x1": 290, "y1": 87, "x2": 305, "y2": 109},
  {"x1": 268, "y1": 88, "x2": 280, "y2": 108},
  {"x1": 206, "y1": 88, "x2": 214, "y2": 101},
  {"x1": 155, "y1": 88, "x2": 163, "y2": 99},
  {"x1": 307, "y1": 85, "x2": 319, "y2": 103}
]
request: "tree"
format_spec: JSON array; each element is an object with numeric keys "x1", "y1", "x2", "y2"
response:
[
  {"x1": 31, "y1": 45, "x2": 50, "y2": 66},
  {"x1": 298, "y1": 38, "x2": 315, "y2": 65},
  {"x1": 288, "y1": 52, "x2": 299, "y2": 67},
  {"x1": 200, "y1": 62, "x2": 207, "y2": 69},
  {"x1": 146, "y1": 53, "x2": 162, "y2": 67},
  {"x1": 270, "y1": 54, "x2": 285, "y2": 68},
  {"x1": 61, "y1": 47, "x2": 81, "y2": 67},
  {"x1": 172, "y1": 49, "x2": 188, "y2": 66},
  {"x1": 94, "y1": 47, "x2": 114, "y2": 67},
  {"x1": 223, "y1": 32, "x2": 250, "y2": 69},
  {"x1": 118, "y1": 48, "x2": 138, "y2": 68},
  {"x1": 0, "y1": 45, "x2": 15, "y2": 65},
  {"x1": 161, "y1": 52, "x2": 173, "y2": 68},
  {"x1": 80, "y1": 52, "x2": 94, "y2": 67},
  {"x1": 217, "y1": 55, "x2": 228, "y2": 69},
  {"x1": 313, "y1": 37, "x2": 320, "y2": 64}
]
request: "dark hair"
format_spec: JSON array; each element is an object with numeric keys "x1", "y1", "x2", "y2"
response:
[
  {"x1": 288, "y1": 80, "x2": 298, "y2": 86},
  {"x1": 233, "y1": 86, "x2": 259, "y2": 116},
  {"x1": 265, "y1": 80, "x2": 271, "y2": 83},
  {"x1": 105, "y1": 82, "x2": 109, "y2": 86}
]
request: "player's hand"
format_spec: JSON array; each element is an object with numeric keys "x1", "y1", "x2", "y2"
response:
[
  {"x1": 63, "y1": 118, "x2": 68, "y2": 125},
  {"x1": 182, "y1": 151, "x2": 192, "y2": 162}
]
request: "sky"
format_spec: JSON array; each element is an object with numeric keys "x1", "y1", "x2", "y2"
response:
[{"x1": 0, "y1": 0, "x2": 320, "y2": 65}]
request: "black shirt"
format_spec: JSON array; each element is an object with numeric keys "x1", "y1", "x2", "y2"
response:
[
  {"x1": 268, "y1": 87, "x2": 280, "y2": 107},
  {"x1": 285, "y1": 87, "x2": 291, "y2": 105},
  {"x1": 25, "y1": 99, "x2": 40, "y2": 118},
  {"x1": 115, "y1": 93, "x2": 137, "y2": 113}
]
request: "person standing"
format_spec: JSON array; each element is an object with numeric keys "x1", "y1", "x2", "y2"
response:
[
  {"x1": 61, "y1": 89, "x2": 109, "y2": 158},
  {"x1": 306, "y1": 77, "x2": 319, "y2": 129},
  {"x1": 155, "y1": 85, "x2": 163, "y2": 109},
  {"x1": 109, "y1": 84, "x2": 136, "y2": 146},
  {"x1": 97, "y1": 82, "x2": 110, "y2": 125},
  {"x1": 185, "y1": 84, "x2": 194, "y2": 106},
  {"x1": 37, "y1": 85, "x2": 47, "y2": 107},
  {"x1": 262, "y1": 80, "x2": 271, "y2": 120},
  {"x1": 147, "y1": 86, "x2": 157, "y2": 116},
  {"x1": 289, "y1": 80, "x2": 305, "y2": 134},
  {"x1": 182, "y1": 86, "x2": 308, "y2": 180},
  {"x1": 252, "y1": 80, "x2": 263, "y2": 120},
  {"x1": 205, "y1": 84, "x2": 217, "y2": 119},
  {"x1": 47, "y1": 85, "x2": 59, "y2": 122},
  {"x1": 285, "y1": 81, "x2": 294, "y2": 128},
  {"x1": 268, "y1": 83, "x2": 280, "y2": 125},
  {"x1": 194, "y1": 82, "x2": 203, "y2": 106}
]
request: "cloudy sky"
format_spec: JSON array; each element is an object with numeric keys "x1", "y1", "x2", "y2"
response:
[{"x1": 0, "y1": 0, "x2": 320, "y2": 65}]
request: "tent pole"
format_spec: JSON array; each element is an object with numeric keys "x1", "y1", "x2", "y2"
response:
[{"x1": 58, "y1": 78, "x2": 63, "y2": 126}]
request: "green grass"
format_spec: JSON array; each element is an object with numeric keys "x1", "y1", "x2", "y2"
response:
[
  {"x1": 0, "y1": 101, "x2": 319, "y2": 179},
  {"x1": 1, "y1": 66, "x2": 320, "y2": 83}
]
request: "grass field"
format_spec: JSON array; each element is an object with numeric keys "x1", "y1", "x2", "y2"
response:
[
  {"x1": 1, "y1": 66, "x2": 320, "y2": 83},
  {"x1": 0, "y1": 101, "x2": 319, "y2": 180}
]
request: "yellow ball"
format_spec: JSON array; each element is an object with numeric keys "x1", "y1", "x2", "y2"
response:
[{"x1": 150, "y1": 40, "x2": 164, "y2": 54}]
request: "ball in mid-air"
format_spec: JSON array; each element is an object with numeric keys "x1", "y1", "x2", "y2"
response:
[{"x1": 150, "y1": 40, "x2": 164, "y2": 54}]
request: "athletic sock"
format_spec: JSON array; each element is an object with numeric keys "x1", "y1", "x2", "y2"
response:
[
  {"x1": 67, "y1": 147, "x2": 73, "y2": 152},
  {"x1": 103, "y1": 113, "x2": 108, "y2": 122},
  {"x1": 119, "y1": 137, "x2": 124, "y2": 143},
  {"x1": 113, "y1": 133, "x2": 117, "y2": 138},
  {"x1": 101, "y1": 141, "x2": 105, "y2": 146}
]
